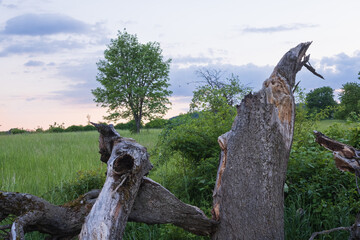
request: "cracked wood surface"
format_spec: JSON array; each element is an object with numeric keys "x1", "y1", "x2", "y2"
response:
[
  {"x1": 79, "y1": 124, "x2": 152, "y2": 240},
  {"x1": 212, "y1": 42, "x2": 312, "y2": 240}
]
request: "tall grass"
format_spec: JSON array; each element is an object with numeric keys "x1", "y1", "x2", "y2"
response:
[{"x1": 0, "y1": 129, "x2": 161, "y2": 198}]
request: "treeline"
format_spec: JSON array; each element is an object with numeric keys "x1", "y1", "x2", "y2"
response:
[
  {"x1": 1, "y1": 118, "x2": 170, "y2": 135},
  {"x1": 305, "y1": 74, "x2": 360, "y2": 120}
]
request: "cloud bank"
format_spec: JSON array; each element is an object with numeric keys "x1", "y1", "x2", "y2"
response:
[{"x1": 2, "y1": 14, "x2": 90, "y2": 36}]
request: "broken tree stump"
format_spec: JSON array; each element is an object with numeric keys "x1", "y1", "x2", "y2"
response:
[
  {"x1": 79, "y1": 124, "x2": 153, "y2": 239},
  {"x1": 212, "y1": 42, "x2": 313, "y2": 239}
]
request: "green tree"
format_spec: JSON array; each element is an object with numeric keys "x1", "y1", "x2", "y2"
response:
[
  {"x1": 337, "y1": 82, "x2": 360, "y2": 119},
  {"x1": 305, "y1": 86, "x2": 337, "y2": 116},
  {"x1": 92, "y1": 30, "x2": 172, "y2": 133},
  {"x1": 190, "y1": 68, "x2": 251, "y2": 112}
]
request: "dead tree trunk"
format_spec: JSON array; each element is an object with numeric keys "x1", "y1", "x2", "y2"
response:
[
  {"x1": 212, "y1": 42, "x2": 312, "y2": 239},
  {"x1": 79, "y1": 124, "x2": 153, "y2": 239}
]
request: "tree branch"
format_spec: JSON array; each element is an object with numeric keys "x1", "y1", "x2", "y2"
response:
[{"x1": 309, "y1": 226, "x2": 351, "y2": 240}]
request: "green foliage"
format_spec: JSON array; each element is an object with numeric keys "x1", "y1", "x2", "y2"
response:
[
  {"x1": 92, "y1": 29, "x2": 172, "y2": 133},
  {"x1": 305, "y1": 86, "x2": 337, "y2": 117},
  {"x1": 9, "y1": 128, "x2": 27, "y2": 134},
  {"x1": 337, "y1": 82, "x2": 360, "y2": 119},
  {"x1": 115, "y1": 120, "x2": 144, "y2": 133},
  {"x1": 83, "y1": 125, "x2": 97, "y2": 131},
  {"x1": 47, "y1": 122, "x2": 65, "y2": 133},
  {"x1": 190, "y1": 68, "x2": 251, "y2": 112},
  {"x1": 45, "y1": 169, "x2": 105, "y2": 204},
  {"x1": 65, "y1": 125, "x2": 85, "y2": 132},
  {"x1": 144, "y1": 118, "x2": 168, "y2": 129},
  {"x1": 284, "y1": 100, "x2": 360, "y2": 239}
]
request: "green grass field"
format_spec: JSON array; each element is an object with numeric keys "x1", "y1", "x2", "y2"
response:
[
  {"x1": 0, "y1": 129, "x2": 161, "y2": 198},
  {"x1": 315, "y1": 119, "x2": 352, "y2": 131}
]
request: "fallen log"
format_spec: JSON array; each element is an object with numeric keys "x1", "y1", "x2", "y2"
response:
[
  {"x1": 313, "y1": 131, "x2": 360, "y2": 239},
  {"x1": 0, "y1": 189, "x2": 99, "y2": 240}
]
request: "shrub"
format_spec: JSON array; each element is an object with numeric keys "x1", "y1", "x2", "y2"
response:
[
  {"x1": 47, "y1": 122, "x2": 65, "y2": 133},
  {"x1": 45, "y1": 169, "x2": 105, "y2": 204},
  {"x1": 83, "y1": 125, "x2": 96, "y2": 131},
  {"x1": 65, "y1": 125, "x2": 84, "y2": 132},
  {"x1": 115, "y1": 120, "x2": 143, "y2": 133},
  {"x1": 9, "y1": 128, "x2": 27, "y2": 134},
  {"x1": 144, "y1": 118, "x2": 168, "y2": 129}
]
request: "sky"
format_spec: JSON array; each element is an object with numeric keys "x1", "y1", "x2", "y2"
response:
[{"x1": 1, "y1": 0, "x2": 360, "y2": 131}]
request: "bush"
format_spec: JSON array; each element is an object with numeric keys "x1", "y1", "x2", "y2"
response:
[
  {"x1": 145, "y1": 118, "x2": 168, "y2": 129},
  {"x1": 83, "y1": 125, "x2": 96, "y2": 131},
  {"x1": 47, "y1": 122, "x2": 65, "y2": 133},
  {"x1": 45, "y1": 169, "x2": 105, "y2": 204},
  {"x1": 9, "y1": 128, "x2": 27, "y2": 134},
  {"x1": 65, "y1": 125, "x2": 84, "y2": 132},
  {"x1": 115, "y1": 120, "x2": 143, "y2": 133}
]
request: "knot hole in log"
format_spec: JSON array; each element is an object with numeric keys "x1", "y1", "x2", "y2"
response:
[{"x1": 113, "y1": 154, "x2": 135, "y2": 176}]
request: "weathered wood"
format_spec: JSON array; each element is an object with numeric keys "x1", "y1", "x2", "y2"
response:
[
  {"x1": 129, "y1": 177, "x2": 217, "y2": 236},
  {"x1": 1, "y1": 177, "x2": 217, "y2": 239},
  {"x1": 313, "y1": 130, "x2": 360, "y2": 172},
  {"x1": 0, "y1": 189, "x2": 99, "y2": 240},
  {"x1": 212, "y1": 42, "x2": 312, "y2": 239},
  {"x1": 79, "y1": 124, "x2": 153, "y2": 239}
]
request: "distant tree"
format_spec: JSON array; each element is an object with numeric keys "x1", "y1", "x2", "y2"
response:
[
  {"x1": 190, "y1": 68, "x2": 251, "y2": 113},
  {"x1": 92, "y1": 30, "x2": 172, "y2": 133},
  {"x1": 305, "y1": 86, "x2": 337, "y2": 116},
  {"x1": 337, "y1": 82, "x2": 360, "y2": 119}
]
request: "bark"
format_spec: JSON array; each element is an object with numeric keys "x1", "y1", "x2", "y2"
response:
[
  {"x1": 0, "y1": 189, "x2": 99, "y2": 240},
  {"x1": 313, "y1": 130, "x2": 360, "y2": 173},
  {"x1": 79, "y1": 124, "x2": 152, "y2": 239},
  {"x1": 129, "y1": 177, "x2": 217, "y2": 236},
  {"x1": 212, "y1": 42, "x2": 312, "y2": 240}
]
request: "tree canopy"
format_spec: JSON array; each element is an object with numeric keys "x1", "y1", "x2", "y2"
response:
[
  {"x1": 92, "y1": 30, "x2": 172, "y2": 133},
  {"x1": 337, "y1": 82, "x2": 360, "y2": 119},
  {"x1": 305, "y1": 86, "x2": 337, "y2": 116},
  {"x1": 190, "y1": 68, "x2": 251, "y2": 113}
]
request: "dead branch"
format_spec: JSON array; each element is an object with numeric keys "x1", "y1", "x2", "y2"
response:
[{"x1": 309, "y1": 226, "x2": 351, "y2": 240}]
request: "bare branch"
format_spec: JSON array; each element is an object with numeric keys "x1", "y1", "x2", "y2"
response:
[{"x1": 309, "y1": 226, "x2": 351, "y2": 240}]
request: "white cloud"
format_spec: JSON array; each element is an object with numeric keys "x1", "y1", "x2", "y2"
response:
[{"x1": 240, "y1": 23, "x2": 318, "y2": 34}]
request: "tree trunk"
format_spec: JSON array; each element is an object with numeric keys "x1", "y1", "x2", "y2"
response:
[
  {"x1": 79, "y1": 124, "x2": 152, "y2": 239},
  {"x1": 134, "y1": 116, "x2": 141, "y2": 134},
  {"x1": 211, "y1": 42, "x2": 312, "y2": 239}
]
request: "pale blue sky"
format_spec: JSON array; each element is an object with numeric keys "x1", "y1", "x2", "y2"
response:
[{"x1": 1, "y1": 0, "x2": 360, "y2": 130}]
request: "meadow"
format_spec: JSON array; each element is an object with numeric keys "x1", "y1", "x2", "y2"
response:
[{"x1": 0, "y1": 129, "x2": 161, "y2": 199}]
